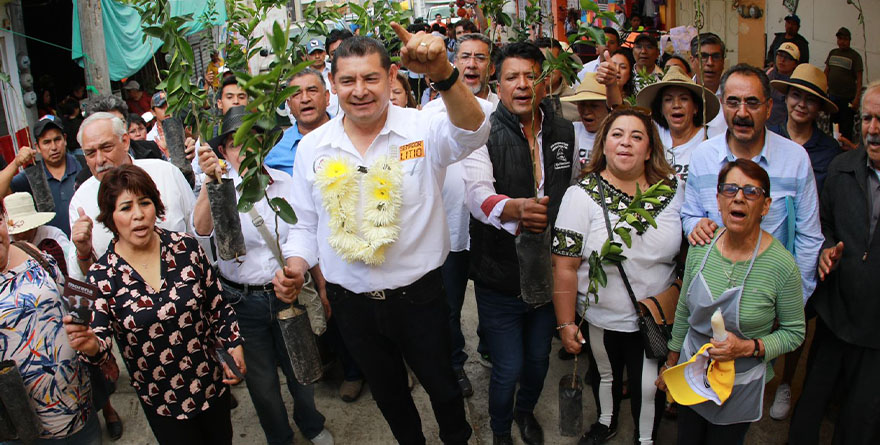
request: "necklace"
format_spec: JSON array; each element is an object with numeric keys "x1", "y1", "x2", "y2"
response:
[
  {"x1": 720, "y1": 234, "x2": 739, "y2": 287},
  {"x1": 315, "y1": 154, "x2": 404, "y2": 265}
]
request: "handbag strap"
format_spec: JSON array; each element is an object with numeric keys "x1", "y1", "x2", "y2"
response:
[
  {"x1": 247, "y1": 205, "x2": 285, "y2": 268},
  {"x1": 594, "y1": 173, "x2": 642, "y2": 316},
  {"x1": 645, "y1": 295, "x2": 669, "y2": 326}
]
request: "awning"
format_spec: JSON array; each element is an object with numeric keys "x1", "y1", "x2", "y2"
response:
[{"x1": 71, "y1": 0, "x2": 226, "y2": 81}]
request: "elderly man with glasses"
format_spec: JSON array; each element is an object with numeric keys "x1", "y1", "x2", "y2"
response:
[{"x1": 681, "y1": 64, "x2": 823, "y2": 305}]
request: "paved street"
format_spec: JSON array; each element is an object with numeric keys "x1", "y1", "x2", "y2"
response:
[{"x1": 101, "y1": 282, "x2": 833, "y2": 444}]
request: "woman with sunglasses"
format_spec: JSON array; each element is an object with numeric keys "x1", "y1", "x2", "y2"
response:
[
  {"x1": 552, "y1": 107, "x2": 682, "y2": 445},
  {"x1": 657, "y1": 159, "x2": 805, "y2": 445}
]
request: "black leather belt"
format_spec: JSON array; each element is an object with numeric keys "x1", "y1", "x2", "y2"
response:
[
  {"x1": 219, "y1": 276, "x2": 274, "y2": 293},
  {"x1": 326, "y1": 268, "x2": 442, "y2": 300}
]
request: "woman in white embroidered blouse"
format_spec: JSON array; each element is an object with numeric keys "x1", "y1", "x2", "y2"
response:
[{"x1": 551, "y1": 108, "x2": 684, "y2": 445}]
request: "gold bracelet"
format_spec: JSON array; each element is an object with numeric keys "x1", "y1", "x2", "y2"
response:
[{"x1": 555, "y1": 322, "x2": 575, "y2": 331}]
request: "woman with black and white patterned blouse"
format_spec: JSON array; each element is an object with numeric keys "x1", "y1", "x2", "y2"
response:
[{"x1": 64, "y1": 164, "x2": 245, "y2": 445}]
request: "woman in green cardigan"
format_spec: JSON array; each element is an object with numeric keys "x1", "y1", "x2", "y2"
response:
[{"x1": 657, "y1": 158, "x2": 805, "y2": 444}]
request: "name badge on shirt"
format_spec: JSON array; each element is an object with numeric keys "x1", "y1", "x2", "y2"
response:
[{"x1": 399, "y1": 141, "x2": 425, "y2": 161}]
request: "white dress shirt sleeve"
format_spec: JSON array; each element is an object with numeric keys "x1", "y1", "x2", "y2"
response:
[
  {"x1": 462, "y1": 145, "x2": 519, "y2": 235},
  {"x1": 285, "y1": 142, "x2": 320, "y2": 268},
  {"x1": 426, "y1": 99, "x2": 492, "y2": 169}
]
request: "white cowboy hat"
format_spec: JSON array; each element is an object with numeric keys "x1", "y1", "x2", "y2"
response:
[{"x1": 4, "y1": 192, "x2": 54, "y2": 235}]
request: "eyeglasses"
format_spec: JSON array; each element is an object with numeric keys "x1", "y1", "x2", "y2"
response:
[
  {"x1": 699, "y1": 52, "x2": 724, "y2": 61},
  {"x1": 457, "y1": 53, "x2": 489, "y2": 62},
  {"x1": 724, "y1": 97, "x2": 768, "y2": 111},
  {"x1": 717, "y1": 183, "x2": 767, "y2": 200}
]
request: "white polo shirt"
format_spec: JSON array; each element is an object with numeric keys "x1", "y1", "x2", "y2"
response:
[
  {"x1": 67, "y1": 158, "x2": 196, "y2": 280},
  {"x1": 287, "y1": 103, "x2": 490, "y2": 293}
]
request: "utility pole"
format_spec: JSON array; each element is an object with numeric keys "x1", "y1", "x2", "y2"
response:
[{"x1": 76, "y1": 0, "x2": 111, "y2": 97}]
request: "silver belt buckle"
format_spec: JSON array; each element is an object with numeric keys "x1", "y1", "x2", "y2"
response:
[{"x1": 368, "y1": 290, "x2": 386, "y2": 300}]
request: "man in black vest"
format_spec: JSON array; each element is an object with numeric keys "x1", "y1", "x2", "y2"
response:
[{"x1": 463, "y1": 42, "x2": 574, "y2": 445}]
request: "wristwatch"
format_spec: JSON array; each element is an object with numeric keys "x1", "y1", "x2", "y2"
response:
[
  {"x1": 430, "y1": 64, "x2": 459, "y2": 92},
  {"x1": 752, "y1": 339, "x2": 760, "y2": 357}
]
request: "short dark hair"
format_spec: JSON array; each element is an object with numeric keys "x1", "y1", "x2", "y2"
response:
[
  {"x1": 128, "y1": 113, "x2": 147, "y2": 128},
  {"x1": 220, "y1": 75, "x2": 240, "y2": 95},
  {"x1": 603, "y1": 27, "x2": 620, "y2": 42},
  {"x1": 662, "y1": 53, "x2": 692, "y2": 74},
  {"x1": 718, "y1": 158, "x2": 770, "y2": 196},
  {"x1": 87, "y1": 95, "x2": 129, "y2": 124},
  {"x1": 720, "y1": 63, "x2": 771, "y2": 100},
  {"x1": 690, "y1": 32, "x2": 726, "y2": 58},
  {"x1": 455, "y1": 19, "x2": 478, "y2": 34},
  {"x1": 331, "y1": 36, "x2": 392, "y2": 75},
  {"x1": 431, "y1": 23, "x2": 445, "y2": 33},
  {"x1": 535, "y1": 37, "x2": 563, "y2": 52},
  {"x1": 650, "y1": 85, "x2": 705, "y2": 129},
  {"x1": 495, "y1": 42, "x2": 545, "y2": 78},
  {"x1": 96, "y1": 164, "x2": 166, "y2": 236},
  {"x1": 326, "y1": 29, "x2": 354, "y2": 51}
]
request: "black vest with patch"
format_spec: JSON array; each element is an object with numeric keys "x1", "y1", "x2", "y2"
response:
[{"x1": 469, "y1": 100, "x2": 575, "y2": 295}]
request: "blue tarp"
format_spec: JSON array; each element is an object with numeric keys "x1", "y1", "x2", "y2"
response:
[{"x1": 71, "y1": 0, "x2": 226, "y2": 81}]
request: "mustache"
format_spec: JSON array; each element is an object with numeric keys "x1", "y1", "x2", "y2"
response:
[
  {"x1": 866, "y1": 135, "x2": 880, "y2": 145},
  {"x1": 732, "y1": 116, "x2": 754, "y2": 127},
  {"x1": 96, "y1": 164, "x2": 115, "y2": 173}
]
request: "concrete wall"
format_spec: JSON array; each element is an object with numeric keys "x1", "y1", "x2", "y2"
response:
[{"x1": 765, "y1": 0, "x2": 877, "y2": 81}]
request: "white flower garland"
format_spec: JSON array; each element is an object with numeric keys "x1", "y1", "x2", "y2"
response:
[{"x1": 314, "y1": 155, "x2": 403, "y2": 265}]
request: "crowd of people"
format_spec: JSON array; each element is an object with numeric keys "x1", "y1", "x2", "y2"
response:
[{"x1": 0, "y1": 5, "x2": 877, "y2": 445}]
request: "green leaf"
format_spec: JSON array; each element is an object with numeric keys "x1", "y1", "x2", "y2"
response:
[
  {"x1": 600, "y1": 239, "x2": 611, "y2": 257},
  {"x1": 270, "y1": 197, "x2": 297, "y2": 225},
  {"x1": 607, "y1": 242, "x2": 623, "y2": 255},
  {"x1": 596, "y1": 266, "x2": 607, "y2": 287},
  {"x1": 614, "y1": 227, "x2": 632, "y2": 248},
  {"x1": 580, "y1": 0, "x2": 600, "y2": 13},
  {"x1": 177, "y1": 37, "x2": 194, "y2": 64},
  {"x1": 270, "y1": 21, "x2": 286, "y2": 56},
  {"x1": 634, "y1": 208, "x2": 657, "y2": 228}
]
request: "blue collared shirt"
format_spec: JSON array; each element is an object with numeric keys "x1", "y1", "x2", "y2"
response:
[
  {"x1": 266, "y1": 113, "x2": 333, "y2": 176},
  {"x1": 11, "y1": 153, "x2": 82, "y2": 237},
  {"x1": 682, "y1": 130, "x2": 824, "y2": 301}
]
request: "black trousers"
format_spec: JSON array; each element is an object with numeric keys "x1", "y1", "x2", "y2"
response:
[
  {"x1": 327, "y1": 271, "x2": 472, "y2": 445},
  {"x1": 676, "y1": 405, "x2": 750, "y2": 445},
  {"x1": 142, "y1": 390, "x2": 232, "y2": 445},
  {"x1": 789, "y1": 317, "x2": 880, "y2": 445}
]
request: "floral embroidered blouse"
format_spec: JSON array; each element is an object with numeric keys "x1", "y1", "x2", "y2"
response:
[
  {"x1": 0, "y1": 252, "x2": 91, "y2": 438},
  {"x1": 84, "y1": 229, "x2": 243, "y2": 419}
]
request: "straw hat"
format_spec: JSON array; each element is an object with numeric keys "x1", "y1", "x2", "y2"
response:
[
  {"x1": 4, "y1": 192, "x2": 54, "y2": 235},
  {"x1": 560, "y1": 73, "x2": 607, "y2": 103},
  {"x1": 636, "y1": 66, "x2": 720, "y2": 122},
  {"x1": 770, "y1": 63, "x2": 838, "y2": 114}
]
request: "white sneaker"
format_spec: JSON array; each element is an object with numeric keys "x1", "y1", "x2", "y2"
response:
[
  {"x1": 769, "y1": 383, "x2": 792, "y2": 420},
  {"x1": 310, "y1": 428, "x2": 334, "y2": 445}
]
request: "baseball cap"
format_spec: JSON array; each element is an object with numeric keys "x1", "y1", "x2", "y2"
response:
[
  {"x1": 836, "y1": 27, "x2": 851, "y2": 38},
  {"x1": 784, "y1": 15, "x2": 800, "y2": 25},
  {"x1": 661, "y1": 343, "x2": 735, "y2": 406},
  {"x1": 306, "y1": 38, "x2": 326, "y2": 54},
  {"x1": 33, "y1": 115, "x2": 64, "y2": 139},
  {"x1": 634, "y1": 32, "x2": 658, "y2": 47},
  {"x1": 123, "y1": 80, "x2": 140, "y2": 90},
  {"x1": 776, "y1": 42, "x2": 800, "y2": 61},
  {"x1": 151, "y1": 91, "x2": 167, "y2": 108}
]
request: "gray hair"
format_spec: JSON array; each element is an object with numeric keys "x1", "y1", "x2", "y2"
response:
[
  {"x1": 862, "y1": 80, "x2": 880, "y2": 115},
  {"x1": 290, "y1": 68, "x2": 325, "y2": 88},
  {"x1": 77, "y1": 112, "x2": 127, "y2": 146},
  {"x1": 720, "y1": 63, "x2": 771, "y2": 100},
  {"x1": 690, "y1": 32, "x2": 726, "y2": 59},
  {"x1": 86, "y1": 95, "x2": 130, "y2": 124},
  {"x1": 455, "y1": 33, "x2": 494, "y2": 59}
]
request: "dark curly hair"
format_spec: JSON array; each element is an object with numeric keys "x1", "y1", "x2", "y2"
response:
[{"x1": 97, "y1": 164, "x2": 166, "y2": 237}]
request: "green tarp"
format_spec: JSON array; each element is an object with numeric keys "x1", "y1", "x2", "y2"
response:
[{"x1": 71, "y1": 0, "x2": 226, "y2": 81}]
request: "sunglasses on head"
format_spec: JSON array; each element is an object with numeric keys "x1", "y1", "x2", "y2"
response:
[{"x1": 717, "y1": 183, "x2": 766, "y2": 200}]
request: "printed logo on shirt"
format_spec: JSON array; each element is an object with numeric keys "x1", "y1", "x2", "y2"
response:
[
  {"x1": 551, "y1": 141, "x2": 571, "y2": 171},
  {"x1": 313, "y1": 155, "x2": 329, "y2": 173},
  {"x1": 399, "y1": 141, "x2": 425, "y2": 161},
  {"x1": 828, "y1": 55, "x2": 853, "y2": 71}
]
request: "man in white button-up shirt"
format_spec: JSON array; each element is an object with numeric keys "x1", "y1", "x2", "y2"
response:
[
  {"x1": 193, "y1": 106, "x2": 333, "y2": 445},
  {"x1": 68, "y1": 113, "x2": 195, "y2": 281},
  {"x1": 277, "y1": 27, "x2": 489, "y2": 444}
]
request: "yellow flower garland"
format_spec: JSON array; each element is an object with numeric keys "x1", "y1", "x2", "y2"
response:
[{"x1": 315, "y1": 155, "x2": 403, "y2": 265}]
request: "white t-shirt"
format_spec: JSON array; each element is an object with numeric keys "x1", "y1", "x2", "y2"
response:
[
  {"x1": 552, "y1": 175, "x2": 683, "y2": 332},
  {"x1": 657, "y1": 125, "x2": 707, "y2": 183},
  {"x1": 572, "y1": 122, "x2": 596, "y2": 183}
]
